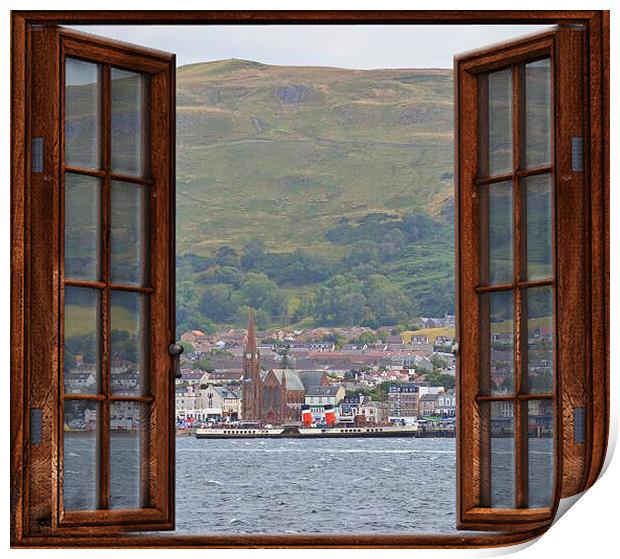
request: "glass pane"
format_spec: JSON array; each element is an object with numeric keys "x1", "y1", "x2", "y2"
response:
[
  {"x1": 528, "y1": 400, "x2": 554, "y2": 507},
  {"x1": 64, "y1": 173, "x2": 101, "y2": 281},
  {"x1": 111, "y1": 291, "x2": 147, "y2": 396},
  {"x1": 480, "y1": 401, "x2": 515, "y2": 508},
  {"x1": 480, "y1": 68, "x2": 512, "y2": 176},
  {"x1": 64, "y1": 287, "x2": 100, "y2": 394},
  {"x1": 111, "y1": 181, "x2": 148, "y2": 285},
  {"x1": 526, "y1": 286, "x2": 553, "y2": 394},
  {"x1": 111, "y1": 68, "x2": 149, "y2": 176},
  {"x1": 110, "y1": 401, "x2": 147, "y2": 508},
  {"x1": 525, "y1": 174, "x2": 553, "y2": 280},
  {"x1": 480, "y1": 181, "x2": 513, "y2": 285},
  {"x1": 63, "y1": 400, "x2": 99, "y2": 510},
  {"x1": 524, "y1": 59, "x2": 552, "y2": 169},
  {"x1": 65, "y1": 58, "x2": 101, "y2": 169},
  {"x1": 480, "y1": 291, "x2": 514, "y2": 395}
]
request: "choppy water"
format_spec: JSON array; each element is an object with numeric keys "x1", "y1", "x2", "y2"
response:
[
  {"x1": 175, "y1": 436, "x2": 458, "y2": 533},
  {"x1": 64, "y1": 435, "x2": 553, "y2": 534}
]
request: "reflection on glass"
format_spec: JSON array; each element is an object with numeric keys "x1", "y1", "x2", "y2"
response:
[
  {"x1": 65, "y1": 173, "x2": 101, "y2": 281},
  {"x1": 64, "y1": 287, "x2": 100, "y2": 394},
  {"x1": 111, "y1": 291, "x2": 147, "y2": 396},
  {"x1": 480, "y1": 291, "x2": 514, "y2": 395},
  {"x1": 526, "y1": 286, "x2": 553, "y2": 394},
  {"x1": 65, "y1": 58, "x2": 101, "y2": 169},
  {"x1": 111, "y1": 68, "x2": 149, "y2": 176},
  {"x1": 528, "y1": 400, "x2": 554, "y2": 507},
  {"x1": 63, "y1": 400, "x2": 99, "y2": 510},
  {"x1": 525, "y1": 174, "x2": 553, "y2": 280},
  {"x1": 480, "y1": 68, "x2": 512, "y2": 176},
  {"x1": 524, "y1": 59, "x2": 552, "y2": 169},
  {"x1": 110, "y1": 401, "x2": 146, "y2": 508},
  {"x1": 485, "y1": 180, "x2": 513, "y2": 284},
  {"x1": 481, "y1": 401, "x2": 515, "y2": 508},
  {"x1": 111, "y1": 181, "x2": 147, "y2": 285}
]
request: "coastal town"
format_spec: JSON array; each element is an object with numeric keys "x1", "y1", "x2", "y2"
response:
[
  {"x1": 173, "y1": 312, "x2": 458, "y2": 433},
  {"x1": 63, "y1": 309, "x2": 553, "y2": 437}
]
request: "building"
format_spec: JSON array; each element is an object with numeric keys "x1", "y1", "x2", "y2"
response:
[
  {"x1": 198, "y1": 385, "x2": 240, "y2": 420},
  {"x1": 360, "y1": 401, "x2": 389, "y2": 424},
  {"x1": 338, "y1": 393, "x2": 365, "y2": 422},
  {"x1": 388, "y1": 383, "x2": 419, "y2": 420},
  {"x1": 436, "y1": 390, "x2": 456, "y2": 417},
  {"x1": 175, "y1": 385, "x2": 199, "y2": 421},
  {"x1": 305, "y1": 385, "x2": 346, "y2": 417},
  {"x1": 418, "y1": 393, "x2": 439, "y2": 416},
  {"x1": 64, "y1": 368, "x2": 97, "y2": 393},
  {"x1": 242, "y1": 312, "x2": 330, "y2": 424}
]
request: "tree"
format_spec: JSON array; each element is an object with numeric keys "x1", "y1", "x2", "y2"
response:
[
  {"x1": 357, "y1": 332, "x2": 377, "y2": 344},
  {"x1": 241, "y1": 238, "x2": 265, "y2": 270},
  {"x1": 364, "y1": 274, "x2": 412, "y2": 326},
  {"x1": 200, "y1": 284, "x2": 238, "y2": 322},
  {"x1": 215, "y1": 245, "x2": 240, "y2": 268},
  {"x1": 239, "y1": 272, "x2": 286, "y2": 318},
  {"x1": 194, "y1": 358, "x2": 214, "y2": 372}
]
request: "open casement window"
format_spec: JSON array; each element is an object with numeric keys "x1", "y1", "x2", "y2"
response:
[
  {"x1": 456, "y1": 25, "x2": 606, "y2": 531},
  {"x1": 11, "y1": 12, "x2": 608, "y2": 548},
  {"x1": 21, "y1": 26, "x2": 176, "y2": 535}
]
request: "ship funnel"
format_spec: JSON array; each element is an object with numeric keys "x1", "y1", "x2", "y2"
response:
[
  {"x1": 301, "y1": 404, "x2": 313, "y2": 427},
  {"x1": 324, "y1": 404, "x2": 337, "y2": 427}
]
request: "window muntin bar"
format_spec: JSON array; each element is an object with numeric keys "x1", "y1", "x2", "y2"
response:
[
  {"x1": 61, "y1": 56, "x2": 152, "y2": 513},
  {"x1": 476, "y1": 56, "x2": 554, "y2": 509}
]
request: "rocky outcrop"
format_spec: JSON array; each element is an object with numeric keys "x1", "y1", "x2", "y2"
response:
[{"x1": 274, "y1": 84, "x2": 313, "y2": 105}]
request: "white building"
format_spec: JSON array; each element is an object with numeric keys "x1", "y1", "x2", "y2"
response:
[
  {"x1": 305, "y1": 385, "x2": 345, "y2": 416},
  {"x1": 360, "y1": 401, "x2": 389, "y2": 424},
  {"x1": 176, "y1": 384, "x2": 241, "y2": 421}
]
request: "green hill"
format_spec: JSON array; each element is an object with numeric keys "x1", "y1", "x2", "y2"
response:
[{"x1": 174, "y1": 59, "x2": 455, "y2": 333}]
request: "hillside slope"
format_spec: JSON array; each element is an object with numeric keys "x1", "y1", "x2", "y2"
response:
[{"x1": 175, "y1": 59, "x2": 455, "y2": 331}]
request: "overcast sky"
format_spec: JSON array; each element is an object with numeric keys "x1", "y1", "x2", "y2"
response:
[{"x1": 69, "y1": 24, "x2": 553, "y2": 69}]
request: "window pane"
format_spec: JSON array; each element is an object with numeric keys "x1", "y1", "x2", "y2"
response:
[
  {"x1": 65, "y1": 58, "x2": 101, "y2": 169},
  {"x1": 528, "y1": 400, "x2": 554, "y2": 507},
  {"x1": 480, "y1": 401, "x2": 515, "y2": 508},
  {"x1": 480, "y1": 291, "x2": 514, "y2": 396},
  {"x1": 480, "y1": 181, "x2": 513, "y2": 285},
  {"x1": 64, "y1": 173, "x2": 101, "y2": 281},
  {"x1": 63, "y1": 400, "x2": 100, "y2": 510},
  {"x1": 524, "y1": 59, "x2": 552, "y2": 169},
  {"x1": 526, "y1": 286, "x2": 553, "y2": 394},
  {"x1": 110, "y1": 401, "x2": 147, "y2": 508},
  {"x1": 525, "y1": 173, "x2": 553, "y2": 280},
  {"x1": 111, "y1": 68, "x2": 149, "y2": 176},
  {"x1": 111, "y1": 291, "x2": 147, "y2": 396},
  {"x1": 480, "y1": 69, "x2": 512, "y2": 176},
  {"x1": 64, "y1": 287, "x2": 100, "y2": 394},
  {"x1": 111, "y1": 181, "x2": 148, "y2": 285}
]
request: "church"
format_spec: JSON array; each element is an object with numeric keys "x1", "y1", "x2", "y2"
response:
[{"x1": 242, "y1": 312, "x2": 330, "y2": 424}]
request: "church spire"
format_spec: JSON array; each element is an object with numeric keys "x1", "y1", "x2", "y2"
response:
[{"x1": 245, "y1": 308, "x2": 258, "y2": 354}]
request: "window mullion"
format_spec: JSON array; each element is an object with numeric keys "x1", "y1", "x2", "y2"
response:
[
  {"x1": 99, "y1": 63, "x2": 112, "y2": 511},
  {"x1": 512, "y1": 62, "x2": 529, "y2": 509}
]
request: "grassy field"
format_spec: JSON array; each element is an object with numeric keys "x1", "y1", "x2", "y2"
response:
[
  {"x1": 175, "y1": 60, "x2": 454, "y2": 257},
  {"x1": 65, "y1": 305, "x2": 137, "y2": 338}
]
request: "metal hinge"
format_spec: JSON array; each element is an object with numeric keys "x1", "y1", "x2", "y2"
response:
[
  {"x1": 30, "y1": 408, "x2": 43, "y2": 445},
  {"x1": 572, "y1": 137, "x2": 584, "y2": 172},
  {"x1": 32, "y1": 137, "x2": 43, "y2": 174},
  {"x1": 574, "y1": 407, "x2": 586, "y2": 444}
]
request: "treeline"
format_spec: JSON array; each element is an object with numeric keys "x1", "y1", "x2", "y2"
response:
[{"x1": 176, "y1": 211, "x2": 454, "y2": 333}]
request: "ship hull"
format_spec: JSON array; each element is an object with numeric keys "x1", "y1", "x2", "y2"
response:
[{"x1": 194, "y1": 426, "x2": 424, "y2": 439}]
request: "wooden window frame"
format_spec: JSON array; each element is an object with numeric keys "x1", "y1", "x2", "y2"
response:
[
  {"x1": 10, "y1": 10, "x2": 609, "y2": 548},
  {"x1": 17, "y1": 24, "x2": 177, "y2": 536},
  {"x1": 455, "y1": 25, "x2": 596, "y2": 531}
]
